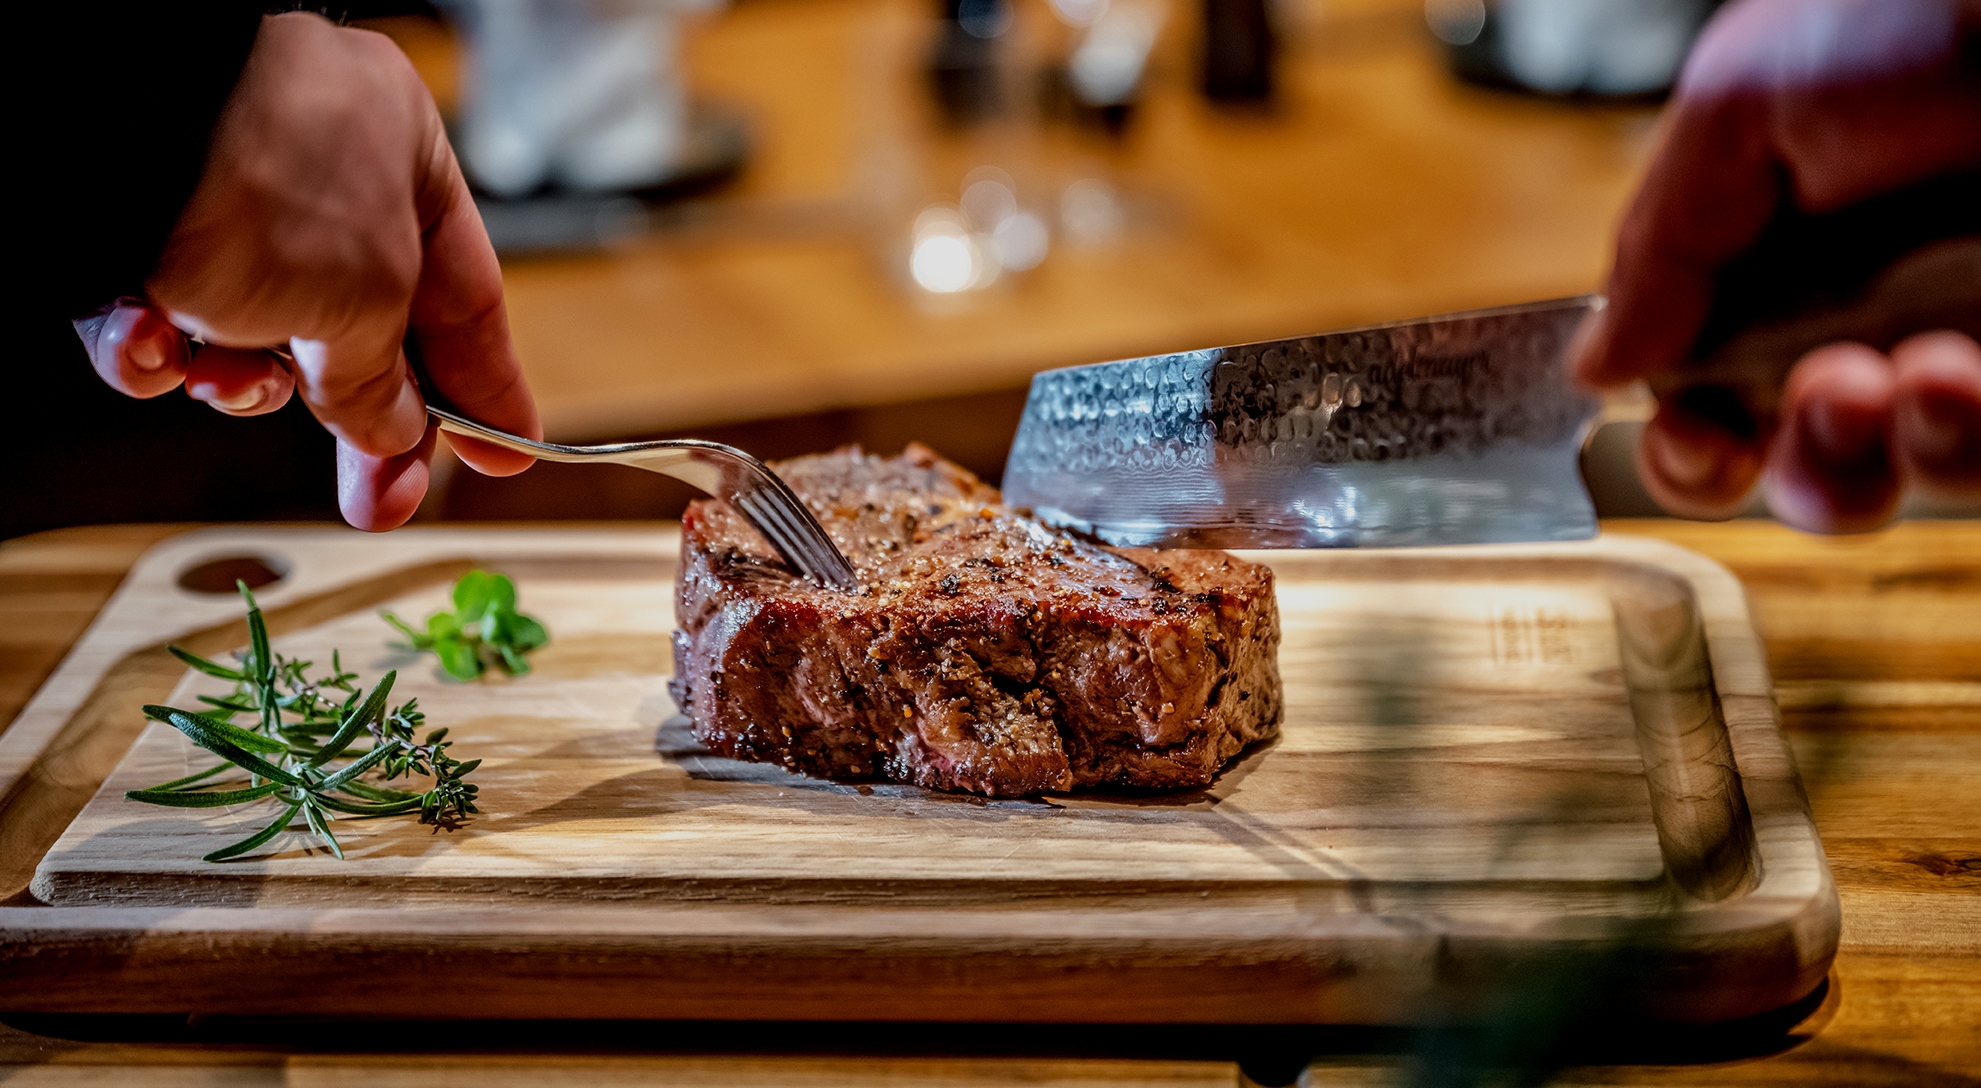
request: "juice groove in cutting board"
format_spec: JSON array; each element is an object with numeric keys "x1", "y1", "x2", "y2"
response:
[{"x1": 0, "y1": 528, "x2": 1837, "y2": 1024}]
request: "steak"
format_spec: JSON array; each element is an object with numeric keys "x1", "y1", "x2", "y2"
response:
[{"x1": 670, "y1": 444, "x2": 1282, "y2": 796}]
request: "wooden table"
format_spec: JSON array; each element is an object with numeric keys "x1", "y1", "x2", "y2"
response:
[
  {"x1": 1, "y1": 520, "x2": 1974, "y2": 1086},
  {"x1": 375, "y1": 0, "x2": 1658, "y2": 443}
]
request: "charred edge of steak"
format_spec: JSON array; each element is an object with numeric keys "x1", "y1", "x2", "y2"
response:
[{"x1": 673, "y1": 444, "x2": 1283, "y2": 796}]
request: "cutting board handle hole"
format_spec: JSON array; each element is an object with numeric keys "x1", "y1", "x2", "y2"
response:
[{"x1": 177, "y1": 554, "x2": 291, "y2": 595}]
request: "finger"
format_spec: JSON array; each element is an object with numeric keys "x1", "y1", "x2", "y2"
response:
[
  {"x1": 184, "y1": 344, "x2": 296, "y2": 417},
  {"x1": 1572, "y1": 85, "x2": 1779, "y2": 389},
  {"x1": 335, "y1": 425, "x2": 437, "y2": 532},
  {"x1": 1765, "y1": 341, "x2": 1901, "y2": 533},
  {"x1": 289, "y1": 332, "x2": 429, "y2": 460},
  {"x1": 406, "y1": 114, "x2": 539, "y2": 478},
  {"x1": 1638, "y1": 386, "x2": 1770, "y2": 520},
  {"x1": 73, "y1": 299, "x2": 190, "y2": 399},
  {"x1": 1573, "y1": 0, "x2": 1981, "y2": 390},
  {"x1": 1891, "y1": 329, "x2": 1981, "y2": 494}
]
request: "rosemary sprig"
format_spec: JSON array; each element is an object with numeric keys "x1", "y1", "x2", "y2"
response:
[
  {"x1": 128, "y1": 581, "x2": 482, "y2": 862},
  {"x1": 383, "y1": 569, "x2": 547, "y2": 680}
]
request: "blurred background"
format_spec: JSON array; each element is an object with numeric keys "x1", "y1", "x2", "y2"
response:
[{"x1": 16, "y1": 0, "x2": 1968, "y2": 538}]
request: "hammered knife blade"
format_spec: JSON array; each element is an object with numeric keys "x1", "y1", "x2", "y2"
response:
[{"x1": 1001, "y1": 296, "x2": 1602, "y2": 548}]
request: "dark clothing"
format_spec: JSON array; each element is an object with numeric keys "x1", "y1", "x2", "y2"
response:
[
  {"x1": 29, "y1": 4, "x2": 264, "y2": 319},
  {"x1": 12, "y1": 5, "x2": 434, "y2": 538}
]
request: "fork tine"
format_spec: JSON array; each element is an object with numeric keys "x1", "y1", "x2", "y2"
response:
[
  {"x1": 735, "y1": 485, "x2": 857, "y2": 591},
  {"x1": 737, "y1": 467, "x2": 844, "y2": 572},
  {"x1": 742, "y1": 482, "x2": 857, "y2": 590},
  {"x1": 421, "y1": 397, "x2": 858, "y2": 589},
  {"x1": 731, "y1": 492, "x2": 790, "y2": 564},
  {"x1": 736, "y1": 492, "x2": 800, "y2": 567},
  {"x1": 776, "y1": 498, "x2": 858, "y2": 589}
]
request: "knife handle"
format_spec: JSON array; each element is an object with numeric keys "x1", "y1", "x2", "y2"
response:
[{"x1": 1649, "y1": 171, "x2": 1981, "y2": 438}]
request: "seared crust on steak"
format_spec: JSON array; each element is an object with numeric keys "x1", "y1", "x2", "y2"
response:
[{"x1": 671, "y1": 444, "x2": 1281, "y2": 796}]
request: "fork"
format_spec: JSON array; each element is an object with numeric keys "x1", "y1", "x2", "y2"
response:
[
  {"x1": 257, "y1": 341, "x2": 856, "y2": 590},
  {"x1": 427, "y1": 404, "x2": 859, "y2": 591}
]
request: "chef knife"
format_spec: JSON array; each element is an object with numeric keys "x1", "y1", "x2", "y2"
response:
[
  {"x1": 1003, "y1": 168, "x2": 1978, "y2": 550},
  {"x1": 1001, "y1": 295, "x2": 1603, "y2": 548}
]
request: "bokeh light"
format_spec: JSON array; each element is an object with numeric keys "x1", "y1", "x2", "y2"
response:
[{"x1": 910, "y1": 206, "x2": 987, "y2": 293}]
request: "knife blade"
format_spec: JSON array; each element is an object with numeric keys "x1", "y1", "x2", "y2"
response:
[{"x1": 1001, "y1": 295, "x2": 1601, "y2": 548}]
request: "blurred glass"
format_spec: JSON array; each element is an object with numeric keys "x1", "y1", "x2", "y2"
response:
[
  {"x1": 1429, "y1": 0, "x2": 1722, "y2": 97},
  {"x1": 439, "y1": 0, "x2": 724, "y2": 198},
  {"x1": 1067, "y1": 0, "x2": 1163, "y2": 108},
  {"x1": 929, "y1": 0, "x2": 1016, "y2": 125}
]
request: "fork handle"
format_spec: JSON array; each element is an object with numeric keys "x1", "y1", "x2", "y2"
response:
[{"x1": 426, "y1": 404, "x2": 581, "y2": 462}]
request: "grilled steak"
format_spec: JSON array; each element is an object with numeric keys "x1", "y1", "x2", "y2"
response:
[{"x1": 670, "y1": 445, "x2": 1282, "y2": 796}]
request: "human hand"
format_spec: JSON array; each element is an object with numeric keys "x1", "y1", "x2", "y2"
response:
[
  {"x1": 70, "y1": 12, "x2": 539, "y2": 531},
  {"x1": 1570, "y1": 0, "x2": 1981, "y2": 532}
]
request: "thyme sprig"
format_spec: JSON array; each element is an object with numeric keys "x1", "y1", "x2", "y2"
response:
[{"x1": 128, "y1": 581, "x2": 482, "y2": 862}]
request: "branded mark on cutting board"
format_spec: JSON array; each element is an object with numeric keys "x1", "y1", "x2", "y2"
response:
[{"x1": 1491, "y1": 606, "x2": 1576, "y2": 667}]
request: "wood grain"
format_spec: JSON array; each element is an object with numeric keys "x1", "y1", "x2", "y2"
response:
[
  {"x1": 0, "y1": 1047, "x2": 1239, "y2": 1088},
  {"x1": 0, "y1": 529, "x2": 1833, "y2": 1029},
  {"x1": 0, "y1": 526, "x2": 187, "y2": 741},
  {"x1": 0, "y1": 520, "x2": 1973, "y2": 1085}
]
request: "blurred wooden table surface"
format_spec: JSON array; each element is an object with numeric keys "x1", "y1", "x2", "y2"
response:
[
  {"x1": 391, "y1": 0, "x2": 1658, "y2": 441},
  {"x1": 1, "y1": 519, "x2": 1975, "y2": 1086}
]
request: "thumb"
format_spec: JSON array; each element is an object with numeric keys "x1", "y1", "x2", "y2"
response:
[
  {"x1": 336, "y1": 426, "x2": 438, "y2": 531},
  {"x1": 288, "y1": 324, "x2": 429, "y2": 459}
]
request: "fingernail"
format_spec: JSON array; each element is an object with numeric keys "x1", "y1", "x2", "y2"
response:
[
  {"x1": 187, "y1": 376, "x2": 270, "y2": 414},
  {"x1": 1645, "y1": 424, "x2": 1723, "y2": 490},
  {"x1": 209, "y1": 387, "x2": 268, "y2": 413},
  {"x1": 129, "y1": 338, "x2": 169, "y2": 372}
]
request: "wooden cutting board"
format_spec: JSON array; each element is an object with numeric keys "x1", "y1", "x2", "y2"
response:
[{"x1": 0, "y1": 527, "x2": 1837, "y2": 1025}]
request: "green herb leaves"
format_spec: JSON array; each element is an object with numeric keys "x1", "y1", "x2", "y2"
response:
[
  {"x1": 383, "y1": 570, "x2": 548, "y2": 680},
  {"x1": 127, "y1": 581, "x2": 485, "y2": 863}
]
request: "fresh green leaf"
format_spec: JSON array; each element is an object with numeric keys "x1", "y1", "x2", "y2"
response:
[
  {"x1": 143, "y1": 580, "x2": 488, "y2": 862},
  {"x1": 426, "y1": 611, "x2": 463, "y2": 642},
  {"x1": 127, "y1": 782, "x2": 283, "y2": 808},
  {"x1": 385, "y1": 571, "x2": 546, "y2": 680},
  {"x1": 435, "y1": 638, "x2": 480, "y2": 680},
  {"x1": 307, "y1": 671, "x2": 396, "y2": 767},
  {"x1": 204, "y1": 801, "x2": 302, "y2": 862},
  {"x1": 338, "y1": 778, "x2": 421, "y2": 803},
  {"x1": 143, "y1": 706, "x2": 302, "y2": 787},
  {"x1": 206, "y1": 719, "x2": 292, "y2": 756},
  {"x1": 315, "y1": 794, "x2": 423, "y2": 817},
  {"x1": 302, "y1": 800, "x2": 344, "y2": 859},
  {"x1": 451, "y1": 570, "x2": 493, "y2": 621},
  {"x1": 170, "y1": 646, "x2": 245, "y2": 681},
  {"x1": 381, "y1": 612, "x2": 433, "y2": 650},
  {"x1": 506, "y1": 615, "x2": 549, "y2": 652},
  {"x1": 144, "y1": 707, "x2": 289, "y2": 756},
  {"x1": 141, "y1": 763, "x2": 235, "y2": 793},
  {"x1": 452, "y1": 571, "x2": 516, "y2": 623},
  {"x1": 317, "y1": 742, "x2": 398, "y2": 791},
  {"x1": 240, "y1": 582, "x2": 274, "y2": 686}
]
